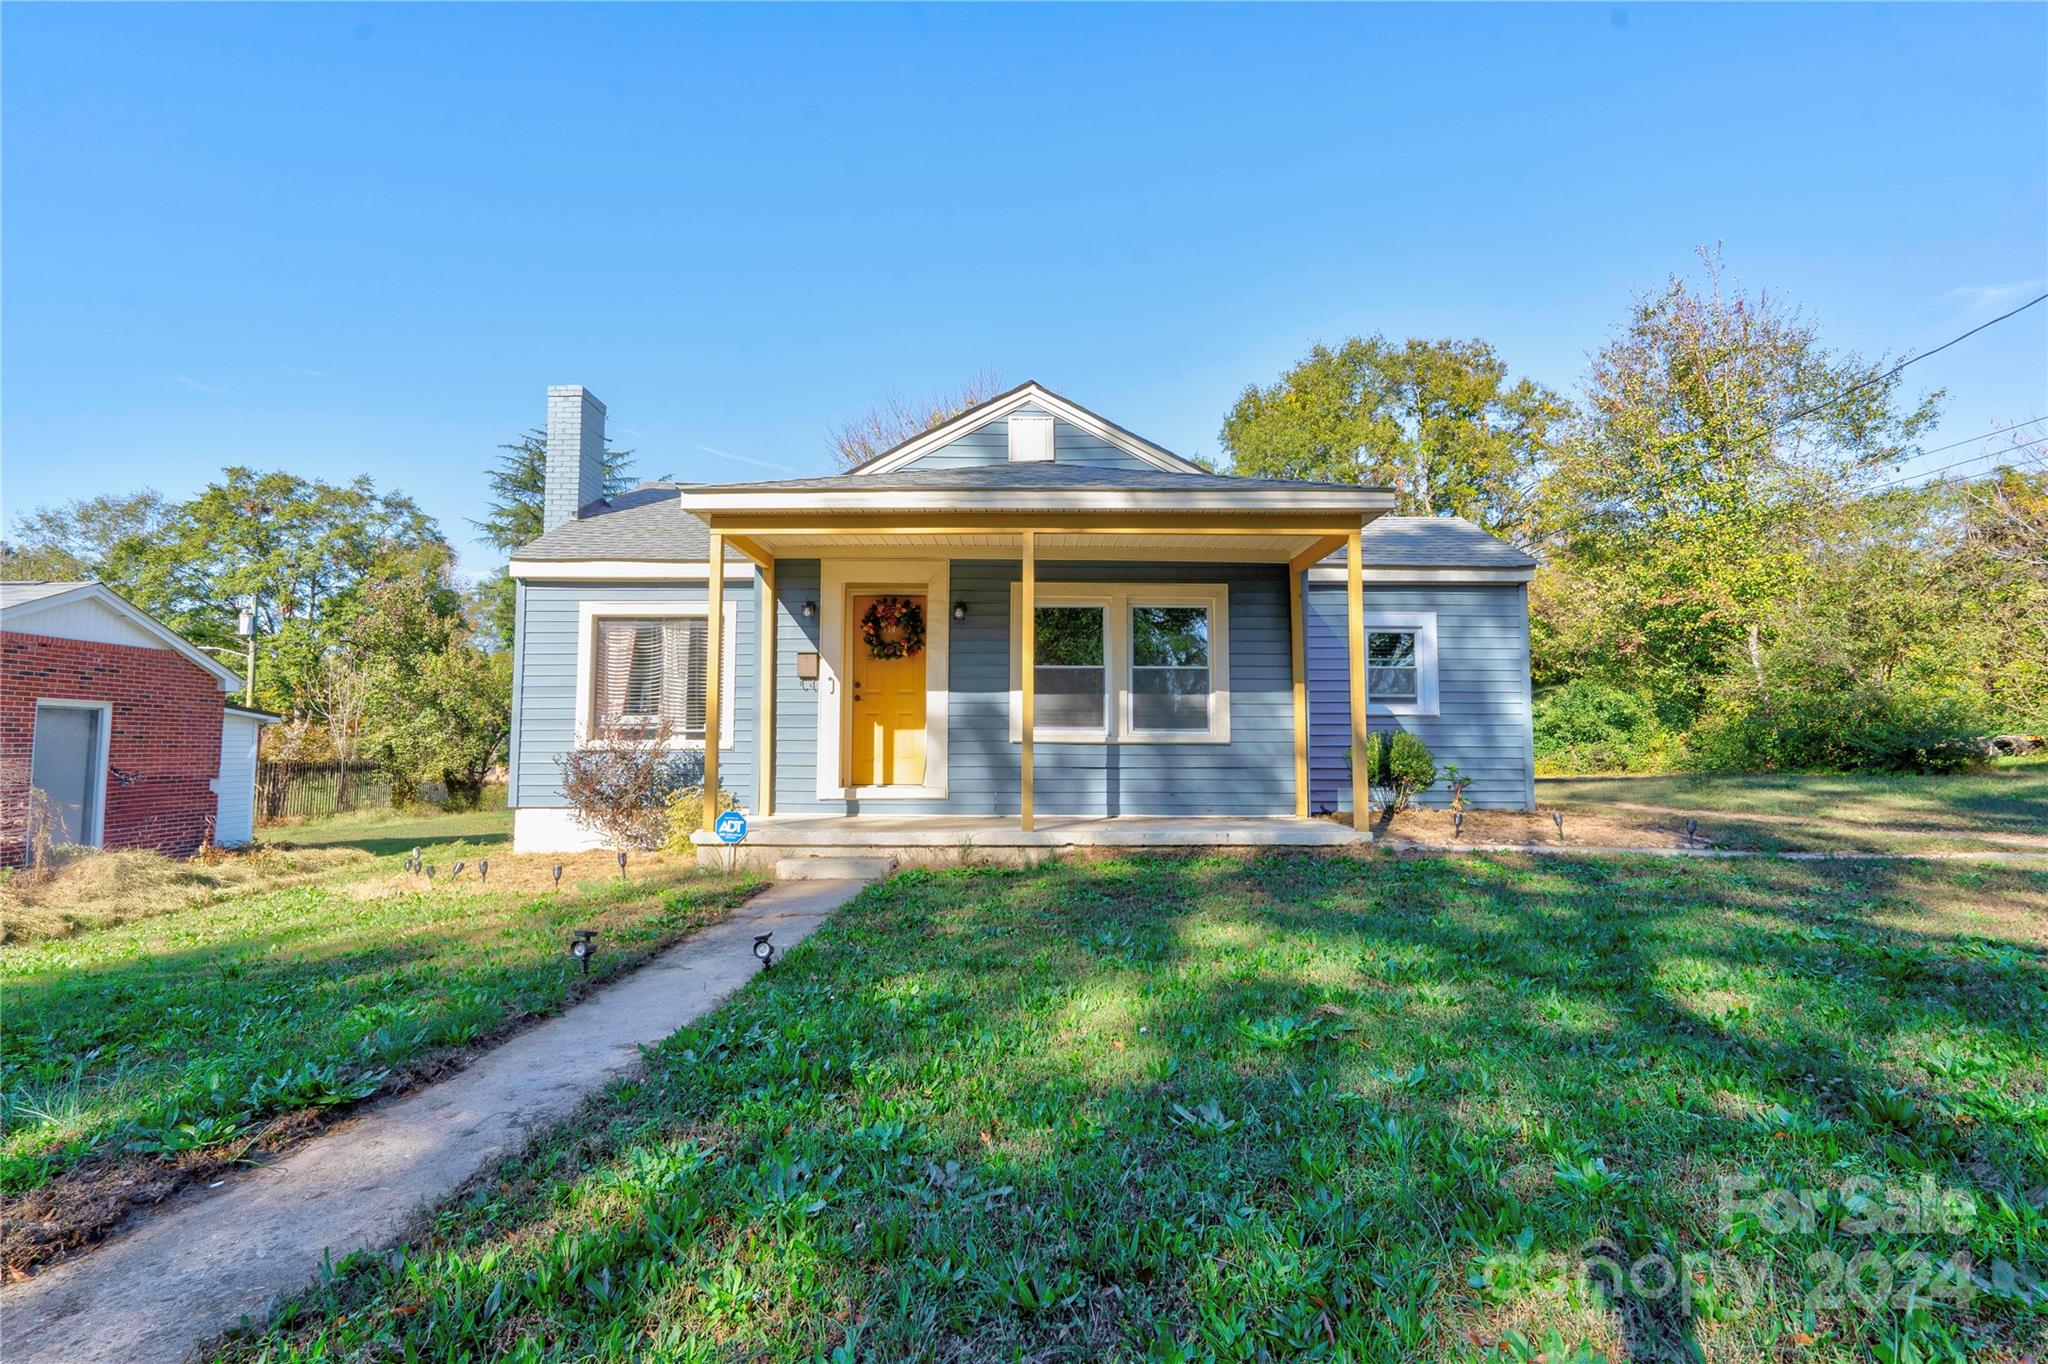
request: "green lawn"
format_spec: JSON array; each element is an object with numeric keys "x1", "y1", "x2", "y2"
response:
[
  {"x1": 1538, "y1": 759, "x2": 2048, "y2": 847},
  {"x1": 0, "y1": 812, "x2": 760, "y2": 1272},
  {"x1": 216, "y1": 853, "x2": 2048, "y2": 1363}
]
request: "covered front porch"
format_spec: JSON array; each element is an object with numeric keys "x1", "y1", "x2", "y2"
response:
[{"x1": 678, "y1": 467, "x2": 1395, "y2": 852}]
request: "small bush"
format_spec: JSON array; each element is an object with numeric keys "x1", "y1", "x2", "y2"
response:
[
  {"x1": 1363, "y1": 730, "x2": 1437, "y2": 812},
  {"x1": 1686, "y1": 686, "x2": 1985, "y2": 774},
  {"x1": 555, "y1": 730, "x2": 697, "y2": 852},
  {"x1": 661, "y1": 786, "x2": 742, "y2": 855},
  {"x1": 1534, "y1": 681, "x2": 1669, "y2": 773}
]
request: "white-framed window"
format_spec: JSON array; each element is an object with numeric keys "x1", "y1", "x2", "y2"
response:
[
  {"x1": 1009, "y1": 583, "x2": 1230, "y2": 743},
  {"x1": 1128, "y1": 603, "x2": 1213, "y2": 734},
  {"x1": 1032, "y1": 603, "x2": 1109, "y2": 738},
  {"x1": 1365, "y1": 610, "x2": 1439, "y2": 717},
  {"x1": 574, "y1": 599, "x2": 737, "y2": 748}
]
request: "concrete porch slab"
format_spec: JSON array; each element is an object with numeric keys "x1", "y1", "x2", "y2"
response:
[{"x1": 695, "y1": 815, "x2": 1369, "y2": 871}]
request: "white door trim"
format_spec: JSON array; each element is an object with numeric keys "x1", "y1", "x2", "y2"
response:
[{"x1": 817, "y1": 559, "x2": 950, "y2": 801}]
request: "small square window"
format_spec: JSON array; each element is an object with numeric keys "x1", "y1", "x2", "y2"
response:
[{"x1": 1367, "y1": 629, "x2": 1418, "y2": 700}]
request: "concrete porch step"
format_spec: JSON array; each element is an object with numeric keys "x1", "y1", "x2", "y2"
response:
[{"x1": 773, "y1": 855, "x2": 897, "y2": 881}]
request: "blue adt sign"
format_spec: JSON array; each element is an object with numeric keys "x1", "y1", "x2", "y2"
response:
[{"x1": 714, "y1": 810, "x2": 748, "y2": 845}]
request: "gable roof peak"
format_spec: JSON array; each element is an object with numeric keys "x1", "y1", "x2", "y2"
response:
[{"x1": 847, "y1": 380, "x2": 1206, "y2": 477}]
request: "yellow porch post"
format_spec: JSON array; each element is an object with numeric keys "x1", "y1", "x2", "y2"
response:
[
  {"x1": 703, "y1": 533, "x2": 725, "y2": 833},
  {"x1": 757, "y1": 559, "x2": 775, "y2": 817},
  {"x1": 1289, "y1": 565, "x2": 1309, "y2": 818},
  {"x1": 1019, "y1": 529, "x2": 1036, "y2": 833},
  {"x1": 1347, "y1": 528, "x2": 1369, "y2": 831}
]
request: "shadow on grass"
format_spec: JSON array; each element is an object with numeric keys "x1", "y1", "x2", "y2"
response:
[{"x1": 211, "y1": 852, "x2": 2048, "y2": 1363}]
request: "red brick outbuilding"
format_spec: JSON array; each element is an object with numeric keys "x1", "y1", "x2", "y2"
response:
[{"x1": 1, "y1": 581, "x2": 269, "y2": 867}]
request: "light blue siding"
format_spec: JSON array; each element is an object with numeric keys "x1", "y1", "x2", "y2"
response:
[
  {"x1": 773, "y1": 560, "x2": 1293, "y2": 816},
  {"x1": 510, "y1": 578, "x2": 758, "y2": 809},
  {"x1": 895, "y1": 408, "x2": 1157, "y2": 471},
  {"x1": 1305, "y1": 581, "x2": 1534, "y2": 811}
]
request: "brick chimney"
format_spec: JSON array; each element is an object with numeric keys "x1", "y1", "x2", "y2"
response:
[{"x1": 543, "y1": 385, "x2": 607, "y2": 533}]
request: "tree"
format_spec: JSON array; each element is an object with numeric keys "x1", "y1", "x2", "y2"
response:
[
  {"x1": 1220, "y1": 338, "x2": 1566, "y2": 541},
  {"x1": 473, "y1": 428, "x2": 637, "y2": 552},
  {"x1": 308, "y1": 651, "x2": 373, "y2": 808},
  {"x1": 95, "y1": 468, "x2": 451, "y2": 713},
  {"x1": 827, "y1": 370, "x2": 1007, "y2": 470},
  {"x1": 352, "y1": 567, "x2": 510, "y2": 810},
  {"x1": 1533, "y1": 249, "x2": 1941, "y2": 714},
  {"x1": 1, "y1": 491, "x2": 171, "y2": 581}
]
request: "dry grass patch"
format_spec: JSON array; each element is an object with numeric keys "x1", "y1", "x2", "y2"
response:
[{"x1": 0, "y1": 844, "x2": 369, "y2": 943}]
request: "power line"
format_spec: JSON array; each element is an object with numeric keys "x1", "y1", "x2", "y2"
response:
[
  {"x1": 1774, "y1": 291, "x2": 2048, "y2": 429},
  {"x1": 1873, "y1": 431, "x2": 2045, "y2": 491},
  {"x1": 1891, "y1": 414, "x2": 2048, "y2": 463}
]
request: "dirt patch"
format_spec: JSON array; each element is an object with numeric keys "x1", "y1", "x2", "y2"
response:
[
  {"x1": 339, "y1": 848, "x2": 702, "y2": 901},
  {"x1": 0, "y1": 845, "x2": 370, "y2": 944}
]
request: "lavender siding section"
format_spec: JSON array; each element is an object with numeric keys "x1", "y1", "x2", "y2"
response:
[{"x1": 1306, "y1": 581, "x2": 1534, "y2": 811}]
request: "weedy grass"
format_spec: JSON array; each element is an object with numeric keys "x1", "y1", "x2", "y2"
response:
[
  {"x1": 212, "y1": 853, "x2": 2047, "y2": 1362},
  {"x1": 0, "y1": 831, "x2": 761, "y2": 1271},
  {"x1": 0, "y1": 844, "x2": 371, "y2": 943},
  {"x1": 1536, "y1": 759, "x2": 2048, "y2": 851}
]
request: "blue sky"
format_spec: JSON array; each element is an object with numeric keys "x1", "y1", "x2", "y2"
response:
[{"x1": 5, "y1": 3, "x2": 2043, "y2": 577}]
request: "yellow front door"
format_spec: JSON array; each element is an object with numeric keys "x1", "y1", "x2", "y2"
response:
[{"x1": 849, "y1": 593, "x2": 928, "y2": 787}]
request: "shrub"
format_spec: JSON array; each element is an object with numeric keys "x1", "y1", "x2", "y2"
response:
[
  {"x1": 1533, "y1": 681, "x2": 1668, "y2": 773},
  {"x1": 1363, "y1": 730, "x2": 1437, "y2": 812},
  {"x1": 554, "y1": 728, "x2": 696, "y2": 852},
  {"x1": 1686, "y1": 686, "x2": 1985, "y2": 774},
  {"x1": 661, "y1": 786, "x2": 742, "y2": 855}
]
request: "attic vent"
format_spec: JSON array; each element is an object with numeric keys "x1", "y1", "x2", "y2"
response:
[{"x1": 1007, "y1": 412, "x2": 1054, "y2": 463}]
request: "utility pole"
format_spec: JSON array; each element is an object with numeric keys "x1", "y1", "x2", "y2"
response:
[{"x1": 237, "y1": 602, "x2": 257, "y2": 706}]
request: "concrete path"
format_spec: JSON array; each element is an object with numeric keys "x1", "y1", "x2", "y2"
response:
[{"x1": 1, "y1": 879, "x2": 868, "y2": 1364}]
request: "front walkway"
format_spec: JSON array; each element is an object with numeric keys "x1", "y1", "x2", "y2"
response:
[{"x1": 1, "y1": 879, "x2": 869, "y2": 1364}]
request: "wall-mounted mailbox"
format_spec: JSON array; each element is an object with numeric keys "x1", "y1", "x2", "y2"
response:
[{"x1": 795, "y1": 651, "x2": 821, "y2": 682}]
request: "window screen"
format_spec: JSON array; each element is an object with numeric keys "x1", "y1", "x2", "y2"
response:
[
  {"x1": 592, "y1": 618, "x2": 709, "y2": 739},
  {"x1": 1130, "y1": 604, "x2": 1211, "y2": 730},
  {"x1": 1367, "y1": 630, "x2": 1418, "y2": 700},
  {"x1": 1033, "y1": 605, "x2": 1106, "y2": 732}
]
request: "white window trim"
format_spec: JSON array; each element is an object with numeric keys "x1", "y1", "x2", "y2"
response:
[
  {"x1": 817, "y1": 559, "x2": 951, "y2": 802},
  {"x1": 1366, "y1": 610, "x2": 1439, "y2": 718},
  {"x1": 572, "y1": 599, "x2": 738, "y2": 749},
  {"x1": 1008, "y1": 582, "x2": 1231, "y2": 744},
  {"x1": 30, "y1": 698, "x2": 113, "y2": 848}
]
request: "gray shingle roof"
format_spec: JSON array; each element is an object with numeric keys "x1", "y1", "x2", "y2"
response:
[
  {"x1": 0, "y1": 580, "x2": 93, "y2": 610},
  {"x1": 684, "y1": 463, "x2": 1378, "y2": 495},
  {"x1": 1345, "y1": 516, "x2": 1536, "y2": 570},
  {"x1": 511, "y1": 485, "x2": 743, "y2": 562}
]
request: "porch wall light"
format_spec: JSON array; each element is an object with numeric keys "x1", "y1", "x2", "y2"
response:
[
  {"x1": 801, "y1": 600, "x2": 817, "y2": 619},
  {"x1": 952, "y1": 601, "x2": 968, "y2": 621}
]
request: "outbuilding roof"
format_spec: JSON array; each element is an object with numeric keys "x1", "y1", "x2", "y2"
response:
[
  {"x1": 1344, "y1": 516, "x2": 1538, "y2": 570},
  {"x1": 0, "y1": 580, "x2": 245, "y2": 687}
]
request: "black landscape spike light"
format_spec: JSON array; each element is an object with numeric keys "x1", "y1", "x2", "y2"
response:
[
  {"x1": 451, "y1": 860, "x2": 465, "y2": 880},
  {"x1": 616, "y1": 850, "x2": 628, "y2": 880},
  {"x1": 753, "y1": 931, "x2": 776, "y2": 971},
  {"x1": 411, "y1": 846, "x2": 422, "y2": 873},
  {"x1": 552, "y1": 863, "x2": 564, "y2": 890},
  {"x1": 478, "y1": 858, "x2": 489, "y2": 884},
  {"x1": 1552, "y1": 810, "x2": 1565, "y2": 841},
  {"x1": 1453, "y1": 809, "x2": 1464, "y2": 839},
  {"x1": 1684, "y1": 818, "x2": 1699, "y2": 849},
  {"x1": 426, "y1": 863, "x2": 437, "y2": 881},
  {"x1": 570, "y1": 929, "x2": 598, "y2": 975}
]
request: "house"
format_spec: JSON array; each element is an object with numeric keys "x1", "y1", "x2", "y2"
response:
[
  {"x1": 1, "y1": 581, "x2": 277, "y2": 865},
  {"x1": 507, "y1": 383, "x2": 1535, "y2": 862}
]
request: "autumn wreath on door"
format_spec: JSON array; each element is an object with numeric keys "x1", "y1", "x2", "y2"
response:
[{"x1": 859, "y1": 596, "x2": 927, "y2": 659}]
